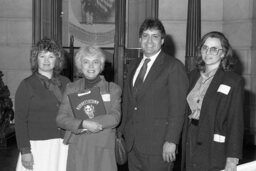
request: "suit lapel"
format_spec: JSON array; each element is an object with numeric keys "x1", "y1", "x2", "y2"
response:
[
  {"x1": 72, "y1": 78, "x2": 86, "y2": 93},
  {"x1": 127, "y1": 58, "x2": 142, "y2": 97},
  {"x1": 76, "y1": 79, "x2": 85, "y2": 92},
  {"x1": 136, "y1": 52, "x2": 165, "y2": 100}
]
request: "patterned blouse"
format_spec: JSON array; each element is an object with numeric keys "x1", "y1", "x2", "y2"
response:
[{"x1": 187, "y1": 68, "x2": 218, "y2": 120}]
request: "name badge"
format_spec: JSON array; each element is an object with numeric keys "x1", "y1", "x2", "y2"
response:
[
  {"x1": 217, "y1": 84, "x2": 231, "y2": 95},
  {"x1": 213, "y1": 134, "x2": 226, "y2": 143},
  {"x1": 102, "y1": 94, "x2": 111, "y2": 102}
]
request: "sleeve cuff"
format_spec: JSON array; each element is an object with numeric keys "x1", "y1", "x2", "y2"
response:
[
  {"x1": 227, "y1": 157, "x2": 239, "y2": 165},
  {"x1": 20, "y1": 147, "x2": 31, "y2": 154},
  {"x1": 78, "y1": 120, "x2": 83, "y2": 129}
]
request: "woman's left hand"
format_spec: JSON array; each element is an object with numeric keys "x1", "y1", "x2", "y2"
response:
[
  {"x1": 225, "y1": 164, "x2": 237, "y2": 171},
  {"x1": 162, "y1": 142, "x2": 176, "y2": 162},
  {"x1": 225, "y1": 158, "x2": 238, "y2": 171}
]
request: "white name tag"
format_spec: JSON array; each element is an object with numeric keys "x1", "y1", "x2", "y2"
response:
[
  {"x1": 102, "y1": 94, "x2": 110, "y2": 101},
  {"x1": 213, "y1": 134, "x2": 226, "y2": 143},
  {"x1": 217, "y1": 84, "x2": 231, "y2": 95},
  {"x1": 77, "y1": 90, "x2": 91, "y2": 96}
]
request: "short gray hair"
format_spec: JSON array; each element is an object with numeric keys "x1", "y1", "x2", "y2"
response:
[{"x1": 75, "y1": 46, "x2": 105, "y2": 73}]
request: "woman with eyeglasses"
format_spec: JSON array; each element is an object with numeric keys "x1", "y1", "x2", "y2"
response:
[{"x1": 181, "y1": 31, "x2": 244, "y2": 171}]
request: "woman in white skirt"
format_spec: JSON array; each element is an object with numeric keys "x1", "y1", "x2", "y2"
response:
[{"x1": 14, "y1": 38, "x2": 70, "y2": 171}]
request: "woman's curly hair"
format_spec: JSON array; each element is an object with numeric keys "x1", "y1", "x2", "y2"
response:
[{"x1": 30, "y1": 37, "x2": 64, "y2": 75}]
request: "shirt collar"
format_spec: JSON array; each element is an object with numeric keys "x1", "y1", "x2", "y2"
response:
[
  {"x1": 200, "y1": 67, "x2": 218, "y2": 82},
  {"x1": 142, "y1": 50, "x2": 161, "y2": 62}
]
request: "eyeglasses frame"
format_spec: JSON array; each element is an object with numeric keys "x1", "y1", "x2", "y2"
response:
[{"x1": 201, "y1": 45, "x2": 223, "y2": 55}]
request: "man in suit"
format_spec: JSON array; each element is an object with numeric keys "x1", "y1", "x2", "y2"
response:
[{"x1": 118, "y1": 18, "x2": 189, "y2": 171}]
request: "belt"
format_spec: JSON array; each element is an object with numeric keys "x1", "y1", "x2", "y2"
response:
[{"x1": 190, "y1": 118, "x2": 199, "y2": 126}]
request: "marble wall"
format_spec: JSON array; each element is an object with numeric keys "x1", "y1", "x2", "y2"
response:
[
  {"x1": 0, "y1": 0, "x2": 32, "y2": 104},
  {"x1": 222, "y1": 0, "x2": 256, "y2": 144}
]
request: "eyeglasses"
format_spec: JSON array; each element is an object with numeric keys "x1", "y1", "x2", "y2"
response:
[{"x1": 201, "y1": 45, "x2": 223, "y2": 55}]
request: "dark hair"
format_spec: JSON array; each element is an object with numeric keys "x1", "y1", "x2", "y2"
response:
[
  {"x1": 195, "y1": 31, "x2": 236, "y2": 72},
  {"x1": 139, "y1": 18, "x2": 166, "y2": 38},
  {"x1": 30, "y1": 37, "x2": 64, "y2": 75}
]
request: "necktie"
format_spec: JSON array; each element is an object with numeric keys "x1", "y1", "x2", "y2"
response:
[{"x1": 133, "y1": 58, "x2": 151, "y2": 93}]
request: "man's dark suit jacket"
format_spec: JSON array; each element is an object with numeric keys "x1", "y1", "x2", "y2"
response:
[{"x1": 119, "y1": 51, "x2": 189, "y2": 155}]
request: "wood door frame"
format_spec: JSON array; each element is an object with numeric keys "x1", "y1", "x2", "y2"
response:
[{"x1": 32, "y1": 0, "x2": 62, "y2": 45}]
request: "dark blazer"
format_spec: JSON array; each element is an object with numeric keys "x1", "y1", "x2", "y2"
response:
[
  {"x1": 181, "y1": 68, "x2": 244, "y2": 171},
  {"x1": 119, "y1": 51, "x2": 189, "y2": 155}
]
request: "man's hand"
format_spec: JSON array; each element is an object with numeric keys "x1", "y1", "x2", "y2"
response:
[
  {"x1": 21, "y1": 153, "x2": 34, "y2": 170},
  {"x1": 225, "y1": 158, "x2": 238, "y2": 171},
  {"x1": 83, "y1": 120, "x2": 102, "y2": 133},
  {"x1": 162, "y1": 142, "x2": 176, "y2": 162},
  {"x1": 225, "y1": 162, "x2": 237, "y2": 171}
]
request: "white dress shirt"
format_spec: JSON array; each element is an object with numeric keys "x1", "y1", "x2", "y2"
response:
[{"x1": 132, "y1": 50, "x2": 161, "y2": 86}]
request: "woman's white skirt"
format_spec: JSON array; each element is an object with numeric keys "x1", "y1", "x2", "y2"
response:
[{"x1": 16, "y1": 138, "x2": 68, "y2": 171}]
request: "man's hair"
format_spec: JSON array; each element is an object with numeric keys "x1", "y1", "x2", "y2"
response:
[{"x1": 139, "y1": 18, "x2": 166, "y2": 38}]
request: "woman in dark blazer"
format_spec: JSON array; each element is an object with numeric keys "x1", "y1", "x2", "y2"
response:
[
  {"x1": 56, "y1": 45, "x2": 122, "y2": 171},
  {"x1": 181, "y1": 31, "x2": 244, "y2": 171}
]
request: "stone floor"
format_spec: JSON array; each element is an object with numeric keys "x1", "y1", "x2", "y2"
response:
[{"x1": 0, "y1": 138, "x2": 256, "y2": 171}]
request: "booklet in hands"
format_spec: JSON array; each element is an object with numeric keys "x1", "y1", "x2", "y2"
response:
[{"x1": 68, "y1": 87, "x2": 106, "y2": 120}]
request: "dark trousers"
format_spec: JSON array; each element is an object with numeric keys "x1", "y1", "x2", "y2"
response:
[{"x1": 128, "y1": 145, "x2": 173, "y2": 171}]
